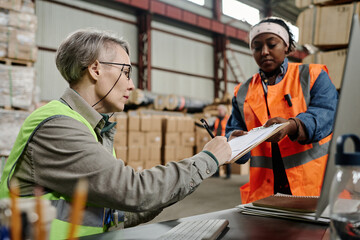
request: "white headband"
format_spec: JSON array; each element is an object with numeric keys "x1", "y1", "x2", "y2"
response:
[{"x1": 249, "y1": 22, "x2": 289, "y2": 49}]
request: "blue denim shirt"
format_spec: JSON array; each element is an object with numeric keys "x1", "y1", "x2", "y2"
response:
[{"x1": 226, "y1": 58, "x2": 339, "y2": 164}]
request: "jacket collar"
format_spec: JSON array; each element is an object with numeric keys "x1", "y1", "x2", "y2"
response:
[
  {"x1": 59, "y1": 87, "x2": 103, "y2": 130},
  {"x1": 259, "y1": 58, "x2": 288, "y2": 85}
]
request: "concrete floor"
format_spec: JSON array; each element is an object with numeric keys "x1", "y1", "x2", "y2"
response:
[{"x1": 147, "y1": 174, "x2": 249, "y2": 224}]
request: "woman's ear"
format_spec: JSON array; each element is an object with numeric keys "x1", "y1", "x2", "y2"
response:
[{"x1": 88, "y1": 60, "x2": 101, "y2": 81}]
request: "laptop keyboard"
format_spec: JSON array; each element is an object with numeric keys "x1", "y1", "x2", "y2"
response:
[{"x1": 157, "y1": 219, "x2": 229, "y2": 240}]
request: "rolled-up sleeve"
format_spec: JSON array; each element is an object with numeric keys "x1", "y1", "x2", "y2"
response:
[{"x1": 296, "y1": 70, "x2": 338, "y2": 144}]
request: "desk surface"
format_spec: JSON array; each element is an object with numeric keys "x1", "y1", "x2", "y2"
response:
[{"x1": 81, "y1": 208, "x2": 329, "y2": 239}]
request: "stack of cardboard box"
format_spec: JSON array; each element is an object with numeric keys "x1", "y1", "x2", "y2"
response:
[
  {"x1": 0, "y1": 1, "x2": 38, "y2": 171},
  {"x1": 162, "y1": 116, "x2": 180, "y2": 165},
  {"x1": 141, "y1": 115, "x2": 162, "y2": 169},
  {"x1": 177, "y1": 117, "x2": 196, "y2": 160},
  {"x1": 0, "y1": 0, "x2": 37, "y2": 61},
  {"x1": 125, "y1": 112, "x2": 143, "y2": 171},
  {"x1": 113, "y1": 112, "x2": 128, "y2": 163},
  {"x1": 296, "y1": 0, "x2": 356, "y2": 89}
]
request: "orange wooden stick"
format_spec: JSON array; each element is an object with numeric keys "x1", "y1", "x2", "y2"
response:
[
  {"x1": 34, "y1": 186, "x2": 46, "y2": 240},
  {"x1": 67, "y1": 178, "x2": 89, "y2": 240},
  {"x1": 10, "y1": 179, "x2": 21, "y2": 240}
]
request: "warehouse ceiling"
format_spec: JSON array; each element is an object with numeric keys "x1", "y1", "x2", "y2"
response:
[{"x1": 236, "y1": 0, "x2": 301, "y2": 24}]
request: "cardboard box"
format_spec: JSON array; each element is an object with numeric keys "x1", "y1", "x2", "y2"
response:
[
  {"x1": 181, "y1": 132, "x2": 195, "y2": 147},
  {"x1": 177, "y1": 117, "x2": 194, "y2": 132},
  {"x1": 162, "y1": 145, "x2": 177, "y2": 164},
  {"x1": 145, "y1": 132, "x2": 162, "y2": 147},
  {"x1": 297, "y1": 3, "x2": 359, "y2": 47},
  {"x1": 164, "y1": 132, "x2": 180, "y2": 146},
  {"x1": 195, "y1": 128, "x2": 211, "y2": 149},
  {"x1": 139, "y1": 146, "x2": 149, "y2": 162},
  {"x1": 140, "y1": 146, "x2": 161, "y2": 163},
  {"x1": 295, "y1": 0, "x2": 312, "y2": 8},
  {"x1": 0, "y1": 65, "x2": 35, "y2": 109},
  {"x1": 128, "y1": 146, "x2": 141, "y2": 162},
  {"x1": 128, "y1": 131, "x2": 144, "y2": 147},
  {"x1": 317, "y1": 49, "x2": 347, "y2": 89},
  {"x1": 151, "y1": 115, "x2": 162, "y2": 132},
  {"x1": 8, "y1": 11, "x2": 37, "y2": 31},
  {"x1": 115, "y1": 146, "x2": 127, "y2": 163},
  {"x1": 302, "y1": 48, "x2": 347, "y2": 89},
  {"x1": 8, "y1": 41, "x2": 37, "y2": 61},
  {"x1": 296, "y1": 7, "x2": 315, "y2": 46},
  {"x1": 0, "y1": 42, "x2": 6, "y2": 58},
  {"x1": 314, "y1": 3, "x2": 357, "y2": 47},
  {"x1": 128, "y1": 113, "x2": 140, "y2": 131},
  {"x1": 114, "y1": 130, "x2": 127, "y2": 147},
  {"x1": 115, "y1": 113, "x2": 127, "y2": 132},
  {"x1": 140, "y1": 115, "x2": 151, "y2": 132},
  {"x1": 0, "y1": 26, "x2": 9, "y2": 43},
  {"x1": 149, "y1": 146, "x2": 161, "y2": 161},
  {"x1": 162, "y1": 116, "x2": 177, "y2": 132},
  {"x1": 176, "y1": 146, "x2": 194, "y2": 160},
  {"x1": 0, "y1": 0, "x2": 21, "y2": 11},
  {"x1": 0, "y1": 109, "x2": 30, "y2": 156}
]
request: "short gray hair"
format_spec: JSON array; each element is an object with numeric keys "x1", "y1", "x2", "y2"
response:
[{"x1": 55, "y1": 28, "x2": 130, "y2": 84}]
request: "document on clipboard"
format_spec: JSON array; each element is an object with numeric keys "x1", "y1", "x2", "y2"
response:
[{"x1": 228, "y1": 122, "x2": 289, "y2": 163}]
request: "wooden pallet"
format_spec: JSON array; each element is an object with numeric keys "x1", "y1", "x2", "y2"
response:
[{"x1": 0, "y1": 57, "x2": 33, "y2": 67}]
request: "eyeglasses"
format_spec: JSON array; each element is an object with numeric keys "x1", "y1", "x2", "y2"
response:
[{"x1": 99, "y1": 61, "x2": 132, "y2": 80}]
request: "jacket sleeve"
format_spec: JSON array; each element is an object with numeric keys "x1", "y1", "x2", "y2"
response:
[
  {"x1": 225, "y1": 96, "x2": 250, "y2": 164},
  {"x1": 296, "y1": 70, "x2": 339, "y2": 144},
  {"x1": 19, "y1": 117, "x2": 219, "y2": 213}
]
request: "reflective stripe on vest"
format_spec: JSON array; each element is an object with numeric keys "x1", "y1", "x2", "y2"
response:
[
  {"x1": 250, "y1": 141, "x2": 330, "y2": 169},
  {"x1": 0, "y1": 100, "x2": 121, "y2": 238},
  {"x1": 235, "y1": 63, "x2": 331, "y2": 203}
]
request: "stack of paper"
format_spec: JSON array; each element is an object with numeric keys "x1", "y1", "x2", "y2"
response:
[
  {"x1": 228, "y1": 122, "x2": 289, "y2": 163},
  {"x1": 237, "y1": 193, "x2": 330, "y2": 224}
]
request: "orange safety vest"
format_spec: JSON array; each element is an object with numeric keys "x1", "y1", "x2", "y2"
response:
[
  {"x1": 234, "y1": 63, "x2": 332, "y2": 204},
  {"x1": 213, "y1": 114, "x2": 229, "y2": 136}
]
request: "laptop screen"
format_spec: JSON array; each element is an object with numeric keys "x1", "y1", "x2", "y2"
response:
[{"x1": 316, "y1": 14, "x2": 360, "y2": 217}]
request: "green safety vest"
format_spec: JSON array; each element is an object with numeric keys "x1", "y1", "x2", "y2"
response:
[{"x1": 0, "y1": 100, "x2": 121, "y2": 239}]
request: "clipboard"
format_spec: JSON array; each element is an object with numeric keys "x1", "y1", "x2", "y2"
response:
[{"x1": 228, "y1": 122, "x2": 289, "y2": 163}]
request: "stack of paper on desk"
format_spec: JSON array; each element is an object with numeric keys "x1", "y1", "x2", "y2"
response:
[
  {"x1": 228, "y1": 122, "x2": 289, "y2": 163},
  {"x1": 237, "y1": 193, "x2": 330, "y2": 224}
]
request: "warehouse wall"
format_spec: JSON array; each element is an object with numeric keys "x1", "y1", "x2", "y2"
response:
[
  {"x1": 35, "y1": 0, "x2": 258, "y2": 103},
  {"x1": 151, "y1": 20, "x2": 214, "y2": 100},
  {"x1": 35, "y1": 0, "x2": 139, "y2": 101}
]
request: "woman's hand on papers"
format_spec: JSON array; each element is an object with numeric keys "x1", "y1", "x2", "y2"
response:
[
  {"x1": 203, "y1": 136, "x2": 232, "y2": 166},
  {"x1": 228, "y1": 130, "x2": 248, "y2": 141},
  {"x1": 264, "y1": 117, "x2": 297, "y2": 143}
]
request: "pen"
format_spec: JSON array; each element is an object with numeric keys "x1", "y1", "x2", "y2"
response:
[{"x1": 200, "y1": 118, "x2": 215, "y2": 139}]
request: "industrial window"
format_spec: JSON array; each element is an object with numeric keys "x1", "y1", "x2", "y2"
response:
[
  {"x1": 222, "y1": 0, "x2": 260, "y2": 26},
  {"x1": 186, "y1": 0, "x2": 205, "y2": 5}
]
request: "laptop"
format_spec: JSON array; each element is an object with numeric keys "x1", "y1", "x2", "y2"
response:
[{"x1": 315, "y1": 14, "x2": 360, "y2": 218}]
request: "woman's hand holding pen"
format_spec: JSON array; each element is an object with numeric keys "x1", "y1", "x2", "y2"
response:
[{"x1": 203, "y1": 136, "x2": 231, "y2": 166}]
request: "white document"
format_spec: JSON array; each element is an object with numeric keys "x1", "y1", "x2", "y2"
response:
[{"x1": 228, "y1": 122, "x2": 289, "y2": 163}]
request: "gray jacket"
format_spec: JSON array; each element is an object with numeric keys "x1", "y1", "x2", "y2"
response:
[{"x1": 13, "y1": 88, "x2": 218, "y2": 227}]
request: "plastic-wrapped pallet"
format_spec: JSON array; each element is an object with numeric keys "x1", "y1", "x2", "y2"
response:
[
  {"x1": 0, "y1": 109, "x2": 29, "y2": 156},
  {"x1": 0, "y1": 64, "x2": 35, "y2": 110}
]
